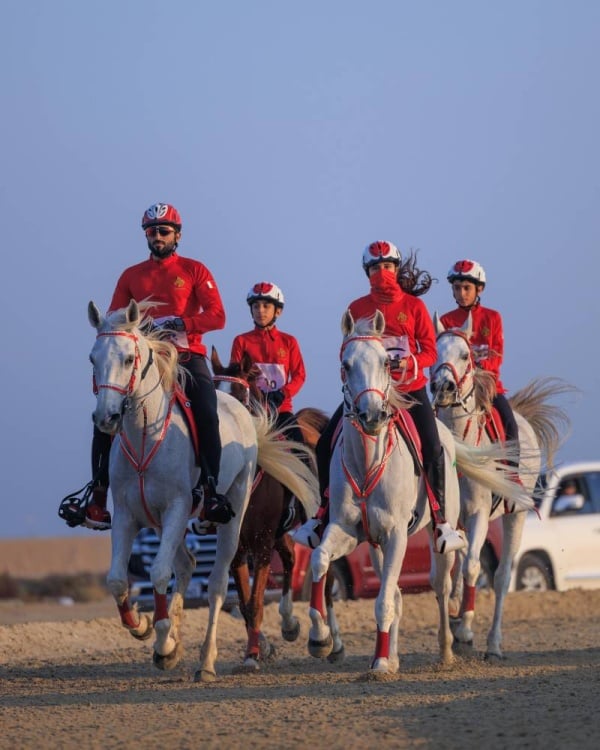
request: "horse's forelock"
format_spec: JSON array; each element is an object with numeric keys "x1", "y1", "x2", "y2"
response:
[{"x1": 351, "y1": 315, "x2": 384, "y2": 338}]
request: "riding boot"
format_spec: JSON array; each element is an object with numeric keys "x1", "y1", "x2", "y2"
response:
[
  {"x1": 84, "y1": 485, "x2": 112, "y2": 530},
  {"x1": 192, "y1": 469, "x2": 236, "y2": 529},
  {"x1": 427, "y1": 449, "x2": 465, "y2": 554}
]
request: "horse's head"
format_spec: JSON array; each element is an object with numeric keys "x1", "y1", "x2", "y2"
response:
[
  {"x1": 211, "y1": 346, "x2": 262, "y2": 408},
  {"x1": 429, "y1": 311, "x2": 476, "y2": 408},
  {"x1": 340, "y1": 309, "x2": 392, "y2": 435},
  {"x1": 88, "y1": 299, "x2": 156, "y2": 434}
]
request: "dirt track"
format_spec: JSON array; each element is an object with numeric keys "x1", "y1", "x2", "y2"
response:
[{"x1": 1, "y1": 589, "x2": 598, "y2": 749}]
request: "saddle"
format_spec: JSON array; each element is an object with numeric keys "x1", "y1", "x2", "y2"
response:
[{"x1": 174, "y1": 389, "x2": 201, "y2": 461}]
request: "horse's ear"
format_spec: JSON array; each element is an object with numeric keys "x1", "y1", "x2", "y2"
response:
[
  {"x1": 240, "y1": 351, "x2": 254, "y2": 376},
  {"x1": 210, "y1": 346, "x2": 222, "y2": 373},
  {"x1": 88, "y1": 301, "x2": 102, "y2": 330},
  {"x1": 433, "y1": 311, "x2": 446, "y2": 335},
  {"x1": 374, "y1": 309, "x2": 385, "y2": 336},
  {"x1": 461, "y1": 312, "x2": 473, "y2": 339},
  {"x1": 341, "y1": 309, "x2": 355, "y2": 336},
  {"x1": 125, "y1": 299, "x2": 140, "y2": 326}
]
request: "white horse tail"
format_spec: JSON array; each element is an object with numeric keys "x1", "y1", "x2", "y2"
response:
[
  {"x1": 453, "y1": 439, "x2": 536, "y2": 512},
  {"x1": 252, "y1": 406, "x2": 320, "y2": 517},
  {"x1": 509, "y1": 377, "x2": 576, "y2": 469}
]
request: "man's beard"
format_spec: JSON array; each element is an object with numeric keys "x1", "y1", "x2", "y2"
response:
[{"x1": 148, "y1": 240, "x2": 177, "y2": 259}]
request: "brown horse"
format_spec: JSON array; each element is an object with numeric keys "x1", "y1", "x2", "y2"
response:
[{"x1": 211, "y1": 348, "x2": 333, "y2": 670}]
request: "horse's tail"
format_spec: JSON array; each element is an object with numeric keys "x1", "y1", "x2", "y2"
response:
[
  {"x1": 509, "y1": 377, "x2": 576, "y2": 470},
  {"x1": 453, "y1": 440, "x2": 536, "y2": 512},
  {"x1": 252, "y1": 407, "x2": 320, "y2": 518}
]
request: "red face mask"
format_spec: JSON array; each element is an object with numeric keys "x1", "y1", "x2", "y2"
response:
[{"x1": 369, "y1": 267, "x2": 402, "y2": 304}]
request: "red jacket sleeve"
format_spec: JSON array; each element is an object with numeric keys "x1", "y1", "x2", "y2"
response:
[
  {"x1": 181, "y1": 265, "x2": 225, "y2": 335},
  {"x1": 282, "y1": 335, "x2": 306, "y2": 399}
]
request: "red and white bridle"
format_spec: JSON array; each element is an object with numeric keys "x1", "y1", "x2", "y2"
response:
[
  {"x1": 339, "y1": 335, "x2": 392, "y2": 420},
  {"x1": 212, "y1": 374, "x2": 251, "y2": 407},
  {"x1": 431, "y1": 328, "x2": 476, "y2": 409},
  {"x1": 92, "y1": 331, "x2": 154, "y2": 399}
]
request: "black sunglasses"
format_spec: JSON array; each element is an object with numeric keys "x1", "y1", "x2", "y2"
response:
[{"x1": 145, "y1": 226, "x2": 175, "y2": 237}]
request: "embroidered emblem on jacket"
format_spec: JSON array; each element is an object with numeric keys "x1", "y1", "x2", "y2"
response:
[
  {"x1": 174, "y1": 276, "x2": 185, "y2": 288},
  {"x1": 481, "y1": 326, "x2": 490, "y2": 338},
  {"x1": 277, "y1": 347, "x2": 287, "y2": 360},
  {"x1": 397, "y1": 312, "x2": 408, "y2": 323}
]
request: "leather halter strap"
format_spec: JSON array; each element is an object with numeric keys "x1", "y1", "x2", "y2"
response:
[
  {"x1": 212, "y1": 374, "x2": 251, "y2": 406},
  {"x1": 431, "y1": 328, "x2": 475, "y2": 403}
]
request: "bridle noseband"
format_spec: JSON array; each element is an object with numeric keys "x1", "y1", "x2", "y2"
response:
[{"x1": 212, "y1": 374, "x2": 251, "y2": 407}]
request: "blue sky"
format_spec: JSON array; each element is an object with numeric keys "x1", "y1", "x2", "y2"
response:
[{"x1": 1, "y1": 1, "x2": 598, "y2": 539}]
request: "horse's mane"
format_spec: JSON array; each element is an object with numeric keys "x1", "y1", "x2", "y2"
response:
[
  {"x1": 473, "y1": 368, "x2": 497, "y2": 415},
  {"x1": 103, "y1": 304, "x2": 182, "y2": 393}
]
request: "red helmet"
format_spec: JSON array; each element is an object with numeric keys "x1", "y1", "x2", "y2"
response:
[
  {"x1": 141, "y1": 203, "x2": 182, "y2": 230},
  {"x1": 362, "y1": 241, "x2": 401, "y2": 271},
  {"x1": 447, "y1": 259, "x2": 486, "y2": 287},
  {"x1": 246, "y1": 281, "x2": 285, "y2": 309}
]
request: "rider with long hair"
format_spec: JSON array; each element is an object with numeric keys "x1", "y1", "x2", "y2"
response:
[
  {"x1": 63, "y1": 203, "x2": 235, "y2": 531},
  {"x1": 293, "y1": 241, "x2": 465, "y2": 554},
  {"x1": 230, "y1": 282, "x2": 306, "y2": 445},
  {"x1": 440, "y1": 259, "x2": 521, "y2": 483}
]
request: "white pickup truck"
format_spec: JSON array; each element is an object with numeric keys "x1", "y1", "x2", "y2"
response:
[{"x1": 510, "y1": 461, "x2": 600, "y2": 591}]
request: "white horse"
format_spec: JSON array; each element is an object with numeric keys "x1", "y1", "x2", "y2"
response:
[
  {"x1": 430, "y1": 312, "x2": 571, "y2": 659},
  {"x1": 89, "y1": 299, "x2": 308, "y2": 681}
]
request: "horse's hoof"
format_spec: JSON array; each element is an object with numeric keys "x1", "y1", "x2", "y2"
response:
[
  {"x1": 308, "y1": 635, "x2": 333, "y2": 659},
  {"x1": 326, "y1": 645, "x2": 345, "y2": 664},
  {"x1": 194, "y1": 668, "x2": 217, "y2": 683},
  {"x1": 152, "y1": 642, "x2": 183, "y2": 671},
  {"x1": 484, "y1": 651, "x2": 506, "y2": 662},
  {"x1": 281, "y1": 619, "x2": 301, "y2": 642},
  {"x1": 128, "y1": 614, "x2": 154, "y2": 641}
]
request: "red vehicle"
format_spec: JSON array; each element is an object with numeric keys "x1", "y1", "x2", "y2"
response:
[
  {"x1": 129, "y1": 520, "x2": 503, "y2": 609},
  {"x1": 272, "y1": 519, "x2": 503, "y2": 601}
]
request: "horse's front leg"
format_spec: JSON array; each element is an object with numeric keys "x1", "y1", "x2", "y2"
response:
[
  {"x1": 107, "y1": 512, "x2": 153, "y2": 641},
  {"x1": 307, "y1": 520, "x2": 357, "y2": 660},
  {"x1": 274, "y1": 533, "x2": 300, "y2": 642},
  {"x1": 370, "y1": 528, "x2": 406, "y2": 675},
  {"x1": 149, "y1": 509, "x2": 190, "y2": 671},
  {"x1": 486, "y1": 510, "x2": 526, "y2": 659}
]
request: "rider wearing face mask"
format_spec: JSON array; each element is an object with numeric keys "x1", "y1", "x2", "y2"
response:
[
  {"x1": 440, "y1": 259, "x2": 521, "y2": 484},
  {"x1": 230, "y1": 282, "x2": 306, "y2": 445},
  {"x1": 61, "y1": 203, "x2": 235, "y2": 531},
  {"x1": 293, "y1": 241, "x2": 465, "y2": 554}
]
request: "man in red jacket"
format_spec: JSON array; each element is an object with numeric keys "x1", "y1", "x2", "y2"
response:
[
  {"x1": 293, "y1": 241, "x2": 465, "y2": 554},
  {"x1": 440, "y1": 259, "x2": 521, "y2": 478},
  {"x1": 67, "y1": 202, "x2": 234, "y2": 530},
  {"x1": 230, "y1": 281, "x2": 306, "y2": 445}
]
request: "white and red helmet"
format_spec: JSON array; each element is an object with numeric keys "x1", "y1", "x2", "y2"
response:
[
  {"x1": 447, "y1": 259, "x2": 486, "y2": 287},
  {"x1": 362, "y1": 241, "x2": 401, "y2": 271},
  {"x1": 246, "y1": 281, "x2": 285, "y2": 309},
  {"x1": 141, "y1": 203, "x2": 182, "y2": 230}
]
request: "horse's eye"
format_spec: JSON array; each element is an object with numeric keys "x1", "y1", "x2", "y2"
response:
[
  {"x1": 125, "y1": 355, "x2": 135, "y2": 367},
  {"x1": 461, "y1": 352, "x2": 469, "y2": 361}
]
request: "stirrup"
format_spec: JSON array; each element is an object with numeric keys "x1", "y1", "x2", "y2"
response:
[
  {"x1": 58, "y1": 482, "x2": 94, "y2": 528},
  {"x1": 434, "y1": 522, "x2": 466, "y2": 554}
]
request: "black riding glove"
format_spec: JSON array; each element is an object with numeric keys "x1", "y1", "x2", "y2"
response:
[
  {"x1": 162, "y1": 317, "x2": 186, "y2": 332},
  {"x1": 266, "y1": 389, "x2": 285, "y2": 409}
]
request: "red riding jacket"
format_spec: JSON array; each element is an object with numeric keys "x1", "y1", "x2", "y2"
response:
[{"x1": 230, "y1": 327, "x2": 306, "y2": 414}]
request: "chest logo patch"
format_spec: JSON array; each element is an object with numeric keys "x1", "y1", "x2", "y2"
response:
[
  {"x1": 481, "y1": 326, "x2": 490, "y2": 338},
  {"x1": 396, "y1": 312, "x2": 408, "y2": 324},
  {"x1": 173, "y1": 276, "x2": 185, "y2": 288},
  {"x1": 277, "y1": 347, "x2": 287, "y2": 360}
]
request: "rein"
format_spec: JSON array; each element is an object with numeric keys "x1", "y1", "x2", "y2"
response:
[{"x1": 212, "y1": 374, "x2": 251, "y2": 406}]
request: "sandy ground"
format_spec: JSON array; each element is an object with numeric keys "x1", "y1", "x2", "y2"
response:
[{"x1": 1, "y1": 588, "x2": 598, "y2": 750}]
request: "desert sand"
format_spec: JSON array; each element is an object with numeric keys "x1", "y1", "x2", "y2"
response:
[{"x1": 1, "y1": 585, "x2": 598, "y2": 750}]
